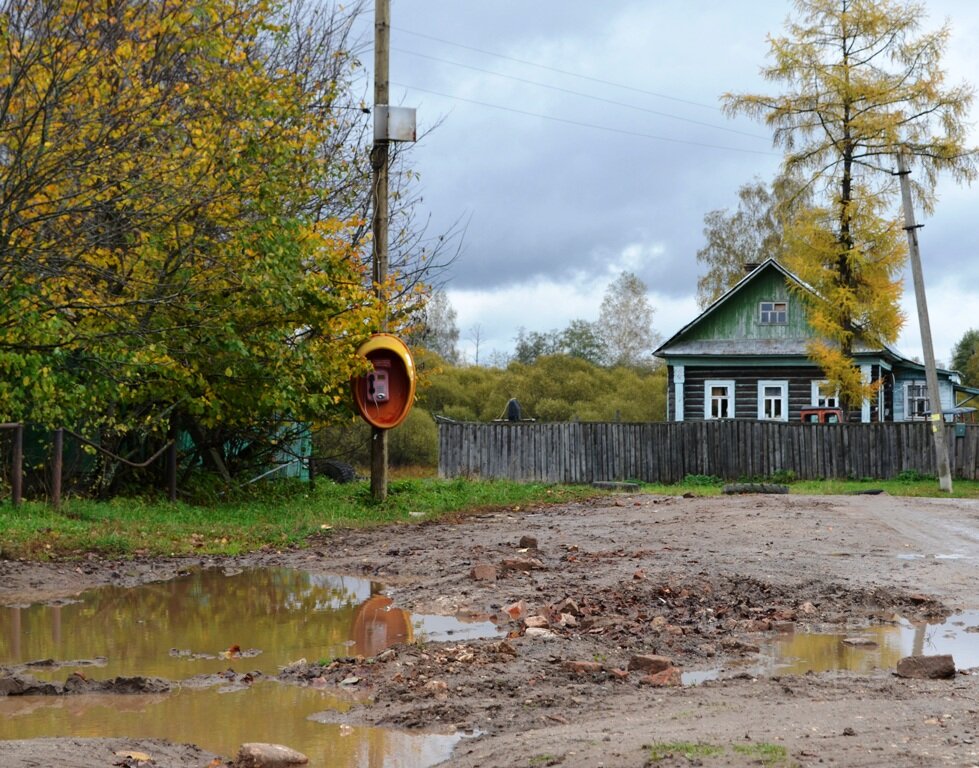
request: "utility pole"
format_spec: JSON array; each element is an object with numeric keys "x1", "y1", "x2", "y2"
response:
[
  {"x1": 896, "y1": 151, "x2": 952, "y2": 493},
  {"x1": 370, "y1": 0, "x2": 390, "y2": 501}
]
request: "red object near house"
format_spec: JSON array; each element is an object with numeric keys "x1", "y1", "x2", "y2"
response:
[{"x1": 800, "y1": 407, "x2": 844, "y2": 423}]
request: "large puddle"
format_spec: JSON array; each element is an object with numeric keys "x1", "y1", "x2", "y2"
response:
[
  {"x1": 763, "y1": 611, "x2": 979, "y2": 676},
  {"x1": 0, "y1": 567, "x2": 499, "y2": 765},
  {"x1": 685, "y1": 611, "x2": 979, "y2": 684}
]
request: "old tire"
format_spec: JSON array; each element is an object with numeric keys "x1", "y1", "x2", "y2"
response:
[{"x1": 316, "y1": 459, "x2": 357, "y2": 484}]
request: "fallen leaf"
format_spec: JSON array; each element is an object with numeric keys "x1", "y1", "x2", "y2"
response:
[{"x1": 113, "y1": 751, "x2": 152, "y2": 761}]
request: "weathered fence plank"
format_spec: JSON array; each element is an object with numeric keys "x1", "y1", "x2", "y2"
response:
[{"x1": 437, "y1": 421, "x2": 979, "y2": 483}]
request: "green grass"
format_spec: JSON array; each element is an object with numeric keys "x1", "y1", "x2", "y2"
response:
[
  {"x1": 645, "y1": 742, "x2": 725, "y2": 761},
  {"x1": 733, "y1": 743, "x2": 792, "y2": 766},
  {"x1": 639, "y1": 474, "x2": 979, "y2": 499},
  {"x1": 0, "y1": 477, "x2": 600, "y2": 561},
  {"x1": 527, "y1": 755, "x2": 563, "y2": 767},
  {"x1": 645, "y1": 741, "x2": 793, "y2": 766},
  {"x1": 790, "y1": 477, "x2": 979, "y2": 498},
  {"x1": 4, "y1": 472, "x2": 979, "y2": 562}
]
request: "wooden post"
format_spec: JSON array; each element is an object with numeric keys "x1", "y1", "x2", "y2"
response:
[
  {"x1": 51, "y1": 428, "x2": 63, "y2": 508},
  {"x1": 370, "y1": 0, "x2": 390, "y2": 502},
  {"x1": 896, "y1": 152, "x2": 952, "y2": 492},
  {"x1": 12, "y1": 424, "x2": 23, "y2": 507},
  {"x1": 167, "y1": 440, "x2": 177, "y2": 502}
]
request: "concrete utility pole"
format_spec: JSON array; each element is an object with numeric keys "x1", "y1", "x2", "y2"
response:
[
  {"x1": 896, "y1": 151, "x2": 952, "y2": 493},
  {"x1": 370, "y1": 0, "x2": 391, "y2": 501}
]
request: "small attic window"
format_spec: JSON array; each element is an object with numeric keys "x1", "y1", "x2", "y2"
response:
[{"x1": 759, "y1": 301, "x2": 787, "y2": 324}]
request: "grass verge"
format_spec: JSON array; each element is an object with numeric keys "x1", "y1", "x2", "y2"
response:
[
  {"x1": 0, "y1": 478, "x2": 600, "y2": 561},
  {"x1": 640, "y1": 475, "x2": 979, "y2": 499},
  {"x1": 4, "y1": 473, "x2": 978, "y2": 562}
]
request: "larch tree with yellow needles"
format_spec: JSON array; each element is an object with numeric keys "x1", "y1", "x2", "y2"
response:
[{"x1": 724, "y1": 0, "x2": 976, "y2": 408}]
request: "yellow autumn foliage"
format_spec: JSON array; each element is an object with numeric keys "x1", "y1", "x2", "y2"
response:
[
  {"x1": 0, "y1": 0, "x2": 389, "y2": 478},
  {"x1": 725, "y1": 0, "x2": 976, "y2": 407}
]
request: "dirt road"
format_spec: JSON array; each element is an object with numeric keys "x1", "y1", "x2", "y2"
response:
[{"x1": 3, "y1": 492, "x2": 979, "y2": 767}]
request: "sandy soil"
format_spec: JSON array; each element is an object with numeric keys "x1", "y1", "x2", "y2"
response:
[{"x1": 3, "y1": 492, "x2": 979, "y2": 767}]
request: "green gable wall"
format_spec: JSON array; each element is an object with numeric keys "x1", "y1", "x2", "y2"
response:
[{"x1": 683, "y1": 266, "x2": 812, "y2": 343}]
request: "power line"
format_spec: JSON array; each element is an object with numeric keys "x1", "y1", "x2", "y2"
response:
[
  {"x1": 392, "y1": 25, "x2": 722, "y2": 112},
  {"x1": 392, "y1": 47, "x2": 768, "y2": 141},
  {"x1": 391, "y1": 81, "x2": 779, "y2": 157}
]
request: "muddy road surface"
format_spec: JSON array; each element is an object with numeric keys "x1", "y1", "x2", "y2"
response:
[{"x1": 3, "y1": 492, "x2": 979, "y2": 767}]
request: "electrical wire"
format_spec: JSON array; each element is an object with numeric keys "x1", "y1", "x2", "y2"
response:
[
  {"x1": 392, "y1": 25, "x2": 722, "y2": 112},
  {"x1": 391, "y1": 47, "x2": 768, "y2": 140},
  {"x1": 390, "y1": 81, "x2": 779, "y2": 156}
]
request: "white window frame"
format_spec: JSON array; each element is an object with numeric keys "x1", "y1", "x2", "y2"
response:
[
  {"x1": 759, "y1": 301, "x2": 788, "y2": 324},
  {"x1": 705, "y1": 380, "x2": 735, "y2": 420},
  {"x1": 757, "y1": 380, "x2": 788, "y2": 421},
  {"x1": 905, "y1": 381, "x2": 930, "y2": 421},
  {"x1": 811, "y1": 380, "x2": 839, "y2": 408}
]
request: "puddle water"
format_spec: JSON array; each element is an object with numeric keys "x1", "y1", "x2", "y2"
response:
[
  {"x1": 1, "y1": 567, "x2": 499, "y2": 679},
  {"x1": 683, "y1": 611, "x2": 979, "y2": 684},
  {"x1": 0, "y1": 682, "x2": 462, "y2": 766},
  {"x1": 0, "y1": 567, "x2": 498, "y2": 765}
]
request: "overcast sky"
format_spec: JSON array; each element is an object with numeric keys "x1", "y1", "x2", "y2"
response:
[{"x1": 382, "y1": 0, "x2": 979, "y2": 366}]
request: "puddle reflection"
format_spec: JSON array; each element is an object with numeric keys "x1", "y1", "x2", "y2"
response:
[
  {"x1": 0, "y1": 682, "x2": 461, "y2": 767},
  {"x1": 1, "y1": 567, "x2": 500, "y2": 680},
  {"x1": 684, "y1": 611, "x2": 979, "y2": 683},
  {"x1": 0, "y1": 568, "x2": 496, "y2": 767}
]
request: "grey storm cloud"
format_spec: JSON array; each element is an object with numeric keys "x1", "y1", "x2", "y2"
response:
[{"x1": 375, "y1": 0, "x2": 979, "y2": 361}]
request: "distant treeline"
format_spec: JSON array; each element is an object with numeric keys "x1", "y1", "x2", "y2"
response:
[{"x1": 316, "y1": 351, "x2": 668, "y2": 468}]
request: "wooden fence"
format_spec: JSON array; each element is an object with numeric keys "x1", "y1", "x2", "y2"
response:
[{"x1": 437, "y1": 420, "x2": 979, "y2": 484}]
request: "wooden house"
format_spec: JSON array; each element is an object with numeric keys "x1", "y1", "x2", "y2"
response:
[{"x1": 654, "y1": 259, "x2": 970, "y2": 423}]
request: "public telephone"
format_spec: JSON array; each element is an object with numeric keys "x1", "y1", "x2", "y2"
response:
[
  {"x1": 367, "y1": 369, "x2": 389, "y2": 403},
  {"x1": 351, "y1": 334, "x2": 415, "y2": 430}
]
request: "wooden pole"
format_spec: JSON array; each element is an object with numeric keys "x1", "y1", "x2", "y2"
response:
[
  {"x1": 370, "y1": 0, "x2": 390, "y2": 501},
  {"x1": 896, "y1": 151, "x2": 952, "y2": 492},
  {"x1": 12, "y1": 424, "x2": 22, "y2": 507},
  {"x1": 167, "y1": 440, "x2": 177, "y2": 503},
  {"x1": 51, "y1": 428, "x2": 63, "y2": 508}
]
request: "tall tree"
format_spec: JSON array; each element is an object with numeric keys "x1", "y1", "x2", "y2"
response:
[
  {"x1": 560, "y1": 319, "x2": 605, "y2": 365},
  {"x1": 597, "y1": 271, "x2": 658, "y2": 369},
  {"x1": 513, "y1": 327, "x2": 561, "y2": 365},
  {"x1": 410, "y1": 289, "x2": 460, "y2": 364},
  {"x1": 0, "y1": 0, "x2": 391, "y2": 485},
  {"x1": 952, "y1": 329, "x2": 979, "y2": 388},
  {"x1": 724, "y1": 0, "x2": 976, "y2": 406},
  {"x1": 696, "y1": 173, "x2": 810, "y2": 308}
]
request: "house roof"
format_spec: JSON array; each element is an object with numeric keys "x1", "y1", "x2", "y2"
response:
[{"x1": 655, "y1": 258, "x2": 953, "y2": 375}]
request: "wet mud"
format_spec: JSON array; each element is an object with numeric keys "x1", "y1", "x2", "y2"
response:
[{"x1": 3, "y1": 493, "x2": 979, "y2": 767}]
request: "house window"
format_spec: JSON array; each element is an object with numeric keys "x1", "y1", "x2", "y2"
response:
[
  {"x1": 757, "y1": 380, "x2": 788, "y2": 421},
  {"x1": 811, "y1": 380, "x2": 839, "y2": 408},
  {"x1": 759, "y1": 301, "x2": 788, "y2": 324},
  {"x1": 905, "y1": 382, "x2": 930, "y2": 420},
  {"x1": 705, "y1": 380, "x2": 735, "y2": 419}
]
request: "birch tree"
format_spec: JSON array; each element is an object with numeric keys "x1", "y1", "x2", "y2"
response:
[
  {"x1": 597, "y1": 271, "x2": 658, "y2": 369},
  {"x1": 696, "y1": 172, "x2": 810, "y2": 308}
]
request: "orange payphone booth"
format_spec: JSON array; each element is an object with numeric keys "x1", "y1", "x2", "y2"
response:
[{"x1": 351, "y1": 333, "x2": 416, "y2": 429}]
